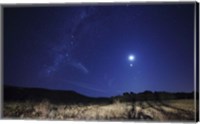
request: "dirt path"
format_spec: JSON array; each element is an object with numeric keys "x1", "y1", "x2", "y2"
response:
[
  {"x1": 127, "y1": 100, "x2": 194, "y2": 121},
  {"x1": 146, "y1": 101, "x2": 194, "y2": 120}
]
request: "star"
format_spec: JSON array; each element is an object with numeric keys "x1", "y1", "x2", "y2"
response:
[{"x1": 128, "y1": 55, "x2": 135, "y2": 61}]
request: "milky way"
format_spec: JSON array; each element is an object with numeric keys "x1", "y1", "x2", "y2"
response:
[{"x1": 44, "y1": 7, "x2": 95, "y2": 76}]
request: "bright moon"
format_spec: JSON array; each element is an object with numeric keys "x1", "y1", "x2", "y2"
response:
[{"x1": 128, "y1": 55, "x2": 135, "y2": 61}]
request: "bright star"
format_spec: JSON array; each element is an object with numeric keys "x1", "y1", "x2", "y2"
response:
[{"x1": 128, "y1": 55, "x2": 135, "y2": 61}]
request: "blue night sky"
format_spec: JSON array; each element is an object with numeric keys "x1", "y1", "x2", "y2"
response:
[{"x1": 4, "y1": 3, "x2": 195, "y2": 97}]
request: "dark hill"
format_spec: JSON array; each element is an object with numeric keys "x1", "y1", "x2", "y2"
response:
[
  {"x1": 3, "y1": 85, "x2": 111, "y2": 104},
  {"x1": 4, "y1": 85, "x2": 196, "y2": 105},
  {"x1": 112, "y1": 90, "x2": 195, "y2": 102}
]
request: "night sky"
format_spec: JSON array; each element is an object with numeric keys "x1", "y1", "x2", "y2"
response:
[{"x1": 4, "y1": 4, "x2": 195, "y2": 97}]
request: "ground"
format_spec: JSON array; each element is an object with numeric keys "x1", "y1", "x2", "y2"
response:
[{"x1": 3, "y1": 99, "x2": 196, "y2": 121}]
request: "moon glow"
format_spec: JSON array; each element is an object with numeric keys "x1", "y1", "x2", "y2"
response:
[
  {"x1": 128, "y1": 55, "x2": 135, "y2": 61},
  {"x1": 128, "y1": 55, "x2": 135, "y2": 67}
]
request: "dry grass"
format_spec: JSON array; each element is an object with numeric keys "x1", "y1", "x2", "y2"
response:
[
  {"x1": 163, "y1": 99, "x2": 195, "y2": 112},
  {"x1": 3, "y1": 99, "x2": 195, "y2": 121}
]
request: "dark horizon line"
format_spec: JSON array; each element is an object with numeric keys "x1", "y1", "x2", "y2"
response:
[{"x1": 3, "y1": 84, "x2": 196, "y2": 98}]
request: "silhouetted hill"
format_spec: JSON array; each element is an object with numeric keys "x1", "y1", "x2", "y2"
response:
[
  {"x1": 4, "y1": 85, "x2": 196, "y2": 104},
  {"x1": 112, "y1": 90, "x2": 195, "y2": 102},
  {"x1": 4, "y1": 85, "x2": 111, "y2": 104}
]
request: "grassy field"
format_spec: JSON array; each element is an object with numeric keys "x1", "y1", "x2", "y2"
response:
[{"x1": 3, "y1": 99, "x2": 196, "y2": 121}]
